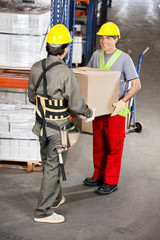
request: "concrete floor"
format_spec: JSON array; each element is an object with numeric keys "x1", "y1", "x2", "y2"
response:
[{"x1": 0, "y1": 0, "x2": 160, "y2": 239}]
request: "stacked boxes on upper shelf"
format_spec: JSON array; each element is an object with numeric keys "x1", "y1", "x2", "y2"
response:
[{"x1": 0, "y1": 3, "x2": 50, "y2": 68}]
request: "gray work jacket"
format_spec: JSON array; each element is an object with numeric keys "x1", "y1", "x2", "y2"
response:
[{"x1": 28, "y1": 55, "x2": 92, "y2": 137}]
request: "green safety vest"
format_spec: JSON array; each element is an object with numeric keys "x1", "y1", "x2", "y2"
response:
[
  {"x1": 100, "y1": 49, "x2": 129, "y2": 117},
  {"x1": 100, "y1": 49, "x2": 122, "y2": 70}
]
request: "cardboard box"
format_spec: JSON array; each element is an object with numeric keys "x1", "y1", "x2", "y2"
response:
[
  {"x1": 72, "y1": 67, "x2": 120, "y2": 116},
  {"x1": 72, "y1": 117, "x2": 93, "y2": 134}
]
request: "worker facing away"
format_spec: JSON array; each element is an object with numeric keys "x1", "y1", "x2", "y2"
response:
[
  {"x1": 84, "y1": 22, "x2": 141, "y2": 194},
  {"x1": 28, "y1": 24, "x2": 95, "y2": 224}
]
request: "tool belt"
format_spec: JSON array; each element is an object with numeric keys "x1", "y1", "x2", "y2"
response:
[{"x1": 36, "y1": 112, "x2": 80, "y2": 148}]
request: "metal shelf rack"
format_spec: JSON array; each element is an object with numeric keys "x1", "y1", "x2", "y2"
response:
[
  {"x1": 85, "y1": 0, "x2": 98, "y2": 65},
  {"x1": 50, "y1": 0, "x2": 108, "y2": 66},
  {"x1": 50, "y1": 0, "x2": 76, "y2": 68}
]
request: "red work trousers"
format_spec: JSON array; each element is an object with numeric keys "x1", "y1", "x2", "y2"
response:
[{"x1": 92, "y1": 114, "x2": 126, "y2": 185}]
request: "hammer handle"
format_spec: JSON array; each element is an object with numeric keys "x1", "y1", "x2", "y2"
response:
[{"x1": 60, "y1": 163, "x2": 67, "y2": 181}]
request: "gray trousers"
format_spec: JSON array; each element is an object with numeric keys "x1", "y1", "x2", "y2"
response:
[{"x1": 34, "y1": 132, "x2": 68, "y2": 218}]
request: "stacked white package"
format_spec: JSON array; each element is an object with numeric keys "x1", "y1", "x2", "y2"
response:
[
  {"x1": 8, "y1": 108, "x2": 35, "y2": 133},
  {"x1": 0, "y1": 7, "x2": 50, "y2": 68},
  {"x1": 0, "y1": 10, "x2": 50, "y2": 35},
  {"x1": 0, "y1": 108, "x2": 35, "y2": 133},
  {"x1": 0, "y1": 34, "x2": 47, "y2": 68},
  {"x1": 0, "y1": 114, "x2": 9, "y2": 133},
  {"x1": 0, "y1": 132, "x2": 40, "y2": 161},
  {"x1": 0, "y1": 107, "x2": 41, "y2": 161},
  {"x1": 0, "y1": 88, "x2": 30, "y2": 105},
  {"x1": 34, "y1": 0, "x2": 50, "y2": 6},
  {"x1": 72, "y1": 36, "x2": 82, "y2": 64}
]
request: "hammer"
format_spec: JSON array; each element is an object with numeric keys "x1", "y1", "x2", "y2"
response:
[{"x1": 53, "y1": 145, "x2": 67, "y2": 181}]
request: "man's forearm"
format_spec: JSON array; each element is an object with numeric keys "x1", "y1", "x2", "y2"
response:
[{"x1": 122, "y1": 78, "x2": 141, "y2": 102}]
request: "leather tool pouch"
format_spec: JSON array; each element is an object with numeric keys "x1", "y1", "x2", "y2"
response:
[{"x1": 60, "y1": 122, "x2": 80, "y2": 150}]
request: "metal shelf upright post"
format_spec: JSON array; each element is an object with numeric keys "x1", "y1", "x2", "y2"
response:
[
  {"x1": 50, "y1": 0, "x2": 76, "y2": 68},
  {"x1": 50, "y1": 0, "x2": 104, "y2": 66},
  {"x1": 85, "y1": 0, "x2": 98, "y2": 65},
  {"x1": 100, "y1": 0, "x2": 108, "y2": 25}
]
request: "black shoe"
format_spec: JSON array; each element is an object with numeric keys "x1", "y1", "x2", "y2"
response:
[
  {"x1": 83, "y1": 177, "x2": 104, "y2": 186},
  {"x1": 95, "y1": 183, "x2": 118, "y2": 195}
]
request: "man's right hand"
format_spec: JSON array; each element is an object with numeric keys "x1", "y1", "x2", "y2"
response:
[{"x1": 85, "y1": 108, "x2": 96, "y2": 122}]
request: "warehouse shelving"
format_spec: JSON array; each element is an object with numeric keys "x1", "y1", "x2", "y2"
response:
[
  {"x1": 0, "y1": 69, "x2": 29, "y2": 89},
  {"x1": 50, "y1": 0, "x2": 76, "y2": 68},
  {"x1": 50, "y1": 0, "x2": 103, "y2": 66},
  {"x1": 0, "y1": 69, "x2": 42, "y2": 172},
  {"x1": 0, "y1": 0, "x2": 108, "y2": 171}
]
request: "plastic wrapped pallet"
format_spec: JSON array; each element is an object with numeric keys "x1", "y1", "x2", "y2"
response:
[
  {"x1": 0, "y1": 4, "x2": 50, "y2": 68},
  {"x1": 0, "y1": 107, "x2": 41, "y2": 161},
  {"x1": 0, "y1": 132, "x2": 41, "y2": 161},
  {"x1": 0, "y1": 33, "x2": 47, "y2": 68},
  {"x1": 0, "y1": 88, "x2": 30, "y2": 105},
  {"x1": 72, "y1": 36, "x2": 82, "y2": 64},
  {"x1": 0, "y1": 115, "x2": 9, "y2": 132},
  {"x1": 9, "y1": 109, "x2": 35, "y2": 133},
  {"x1": 0, "y1": 107, "x2": 35, "y2": 133},
  {"x1": 0, "y1": 9, "x2": 50, "y2": 35},
  {"x1": 34, "y1": 0, "x2": 50, "y2": 6}
]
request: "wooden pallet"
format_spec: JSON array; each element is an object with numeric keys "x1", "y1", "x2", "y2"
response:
[{"x1": 0, "y1": 159, "x2": 42, "y2": 172}]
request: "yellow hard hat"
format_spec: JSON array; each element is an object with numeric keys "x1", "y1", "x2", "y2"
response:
[
  {"x1": 97, "y1": 22, "x2": 121, "y2": 39},
  {"x1": 46, "y1": 24, "x2": 73, "y2": 44}
]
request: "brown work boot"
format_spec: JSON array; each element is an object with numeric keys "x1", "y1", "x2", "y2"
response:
[{"x1": 52, "y1": 196, "x2": 65, "y2": 208}]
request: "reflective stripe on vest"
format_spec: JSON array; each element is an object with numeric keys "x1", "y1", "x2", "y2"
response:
[
  {"x1": 100, "y1": 49, "x2": 122, "y2": 69},
  {"x1": 100, "y1": 49, "x2": 129, "y2": 117}
]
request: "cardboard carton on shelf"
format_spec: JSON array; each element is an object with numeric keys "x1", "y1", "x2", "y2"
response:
[{"x1": 72, "y1": 67, "x2": 120, "y2": 133}]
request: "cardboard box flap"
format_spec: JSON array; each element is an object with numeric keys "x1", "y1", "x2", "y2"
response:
[{"x1": 73, "y1": 67, "x2": 120, "y2": 76}]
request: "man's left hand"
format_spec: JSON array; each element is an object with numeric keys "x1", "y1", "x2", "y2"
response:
[{"x1": 111, "y1": 99, "x2": 127, "y2": 117}]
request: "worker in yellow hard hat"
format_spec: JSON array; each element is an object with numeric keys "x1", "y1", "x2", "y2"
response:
[
  {"x1": 96, "y1": 22, "x2": 121, "y2": 38},
  {"x1": 28, "y1": 24, "x2": 95, "y2": 224},
  {"x1": 84, "y1": 22, "x2": 141, "y2": 195},
  {"x1": 46, "y1": 23, "x2": 73, "y2": 45}
]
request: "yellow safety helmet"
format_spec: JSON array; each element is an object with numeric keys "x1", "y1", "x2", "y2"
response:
[
  {"x1": 46, "y1": 24, "x2": 73, "y2": 45},
  {"x1": 97, "y1": 22, "x2": 121, "y2": 39}
]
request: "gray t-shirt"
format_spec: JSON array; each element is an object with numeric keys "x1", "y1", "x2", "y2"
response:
[{"x1": 87, "y1": 49, "x2": 138, "y2": 99}]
